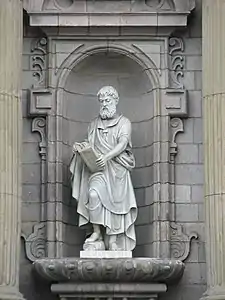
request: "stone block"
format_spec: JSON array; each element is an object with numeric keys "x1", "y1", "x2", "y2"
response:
[
  {"x1": 145, "y1": 186, "x2": 154, "y2": 205},
  {"x1": 175, "y1": 164, "x2": 204, "y2": 185},
  {"x1": 181, "y1": 262, "x2": 206, "y2": 285},
  {"x1": 136, "y1": 224, "x2": 152, "y2": 245},
  {"x1": 186, "y1": 55, "x2": 202, "y2": 71},
  {"x1": 184, "y1": 38, "x2": 202, "y2": 55},
  {"x1": 22, "y1": 163, "x2": 41, "y2": 185},
  {"x1": 194, "y1": 70, "x2": 202, "y2": 90},
  {"x1": 198, "y1": 144, "x2": 203, "y2": 163},
  {"x1": 176, "y1": 144, "x2": 199, "y2": 164},
  {"x1": 133, "y1": 243, "x2": 152, "y2": 257},
  {"x1": 136, "y1": 206, "x2": 151, "y2": 225},
  {"x1": 176, "y1": 204, "x2": 199, "y2": 222},
  {"x1": 198, "y1": 204, "x2": 204, "y2": 222},
  {"x1": 191, "y1": 185, "x2": 204, "y2": 203},
  {"x1": 193, "y1": 118, "x2": 203, "y2": 143},
  {"x1": 80, "y1": 251, "x2": 132, "y2": 259},
  {"x1": 132, "y1": 166, "x2": 153, "y2": 188},
  {"x1": 22, "y1": 184, "x2": 40, "y2": 203},
  {"x1": 175, "y1": 185, "x2": 191, "y2": 203},
  {"x1": 22, "y1": 54, "x2": 31, "y2": 71},
  {"x1": 22, "y1": 142, "x2": 40, "y2": 164},
  {"x1": 134, "y1": 188, "x2": 145, "y2": 207},
  {"x1": 188, "y1": 90, "x2": 202, "y2": 118},
  {"x1": 22, "y1": 90, "x2": 28, "y2": 118},
  {"x1": 22, "y1": 70, "x2": 35, "y2": 89},
  {"x1": 183, "y1": 71, "x2": 195, "y2": 90},
  {"x1": 22, "y1": 202, "x2": 40, "y2": 222},
  {"x1": 198, "y1": 242, "x2": 206, "y2": 263}
]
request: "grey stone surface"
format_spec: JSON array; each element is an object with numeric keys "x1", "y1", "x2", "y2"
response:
[
  {"x1": 19, "y1": 1, "x2": 206, "y2": 299},
  {"x1": 80, "y1": 250, "x2": 132, "y2": 259}
]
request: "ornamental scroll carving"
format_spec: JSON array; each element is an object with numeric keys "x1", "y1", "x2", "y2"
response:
[
  {"x1": 169, "y1": 37, "x2": 184, "y2": 89},
  {"x1": 22, "y1": 223, "x2": 46, "y2": 262},
  {"x1": 31, "y1": 37, "x2": 48, "y2": 88},
  {"x1": 170, "y1": 223, "x2": 198, "y2": 261}
]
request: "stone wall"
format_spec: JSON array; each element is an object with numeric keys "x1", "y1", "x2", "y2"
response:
[
  {"x1": 161, "y1": 0, "x2": 206, "y2": 299},
  {"x1": 19, "y1": 1, "x2": 206, "y2": 299}
]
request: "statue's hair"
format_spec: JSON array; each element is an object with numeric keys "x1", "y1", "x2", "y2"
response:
[{"x1": 97, "y1": 86, "x2": 119, "y2": 103}]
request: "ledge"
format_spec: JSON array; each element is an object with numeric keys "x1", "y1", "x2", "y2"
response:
[
  {"x1": 28, "y1": 11, "x2": 189, "y2": 28},
  {"x1": 33, "y1": 257, "x2": 184, "y2": 284}
]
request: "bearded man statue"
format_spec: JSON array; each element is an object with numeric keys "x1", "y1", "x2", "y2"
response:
[{"x1": 70, "y1": 86, "x2": 137, "y2": 251}]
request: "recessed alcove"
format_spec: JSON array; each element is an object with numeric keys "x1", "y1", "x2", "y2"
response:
[{"x1": 59, "y1": 51, "x2": 155, "y2": 257}]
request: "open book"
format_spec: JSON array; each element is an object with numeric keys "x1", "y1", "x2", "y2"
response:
[{"x1": 75, "y1": 142, "x2": 100, "y2": 173}]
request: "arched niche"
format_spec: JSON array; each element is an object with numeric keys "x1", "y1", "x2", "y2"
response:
[{"x1": 55, "y1": 48, "x2": 160, "y2": 257}]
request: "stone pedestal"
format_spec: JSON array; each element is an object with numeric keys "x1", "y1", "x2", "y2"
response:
[
  {"x1": 34, "y1": 257, "x2": 184, "y2": 300},
  {"x1": 0, "y1": 1, "x2": 24, "y2": 299},
  {"x1": 202, "y1": 0, "x2": 225, "y2": 299},
  {"x1": 80, "y1": 251, "x2": 132, "y2": 259}
]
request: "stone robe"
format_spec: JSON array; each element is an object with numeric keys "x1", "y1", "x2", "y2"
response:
[{"x1": 70, "y1": 114, "x2": 137, "y2": 250}]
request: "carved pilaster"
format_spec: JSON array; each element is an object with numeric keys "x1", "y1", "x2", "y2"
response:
[
  {"x1": 23, "y1": 36, "x2": 52, "y2": 262},
  {"x1": 0, "y1": 1, "x2": 24, "y2": 299},
  {"x1": 201, "y1": 1, "x2": 225, "y2": 299},
  {"x1": 22, "y1": 117, "x2": 47, "y2": 262}
]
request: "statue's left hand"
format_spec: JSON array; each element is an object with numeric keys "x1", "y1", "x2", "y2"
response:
[{"x1": 96, "y1": 155, "x2": 108, "y2": 169}]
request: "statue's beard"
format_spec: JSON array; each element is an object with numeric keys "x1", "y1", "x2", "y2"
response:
[{"x1": 99, "y1": 105, "x2": 117, "y2": 119}]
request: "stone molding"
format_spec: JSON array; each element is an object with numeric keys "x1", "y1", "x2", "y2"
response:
[
  {"x1": 51, "y1": 283, "x2": 166, "y2": 300},
  {"x1": 22, "y1": 31, "x2": 197, "y2": 262},
  {"x1": 33, "y1": 257, "x2": 184, "y2": 283},
  {"x1": 24, "y1": 0, "x2": 195, "y2": 29}
]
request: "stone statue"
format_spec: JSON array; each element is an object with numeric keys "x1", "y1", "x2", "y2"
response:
[{"x1": 69, "y1": 86, "x2": 137, "y2": 251}]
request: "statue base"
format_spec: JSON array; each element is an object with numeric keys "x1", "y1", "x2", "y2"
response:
[
  {"x1": 83, "y1": 240, "x2": 105, "y2": 251},
  {"x1": 80, "y1": 250, "x2": 132, "y2": 258}
]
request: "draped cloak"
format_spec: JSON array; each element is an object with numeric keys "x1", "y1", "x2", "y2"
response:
[{"x1": 69, "y1": 114, "x2": 137, "y2": 251}]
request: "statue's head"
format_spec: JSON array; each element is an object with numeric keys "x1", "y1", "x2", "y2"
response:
[{"x1": 97, "y1": 86, "x2": 119, "y2": 119}]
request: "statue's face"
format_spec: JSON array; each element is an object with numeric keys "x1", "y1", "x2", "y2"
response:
[{"x1": 99, "y1": 94, "x2": 117, "y2": 119}]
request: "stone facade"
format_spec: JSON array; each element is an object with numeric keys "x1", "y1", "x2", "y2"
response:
[{"x1": 0, "y1": 0, "x2": 207, "y2": 300}]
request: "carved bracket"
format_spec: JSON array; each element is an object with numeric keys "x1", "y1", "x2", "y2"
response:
[
  {"x1": 170, "y1": 223, "x2": 198, "y2": 261},
  {"x1": 22, "y1": 223, "x2": 46, "y2": 262},
  {"x1": 170, "y1": 117, "x2": 184, "y2": 160},
  {"x1": 169, "y1": 37, "x2": 184, "y2": 90},
  {"x1": 31, "y1": 37, "x2": 48, "y2": 88}
]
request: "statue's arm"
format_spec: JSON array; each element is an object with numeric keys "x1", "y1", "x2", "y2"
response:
[
  {"x1": 105, "y1": 136, "x2": 128, "y2": 161},
  {"x1": 96, "y1": 119, "x2": 131, "y2": 169}
]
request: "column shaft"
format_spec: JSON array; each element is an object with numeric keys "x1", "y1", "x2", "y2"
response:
[
  {"x1": 203, "y1": 0, "x2": 225, "y2": 299},
  {"x1": 0, "y1": 0, "x2": 24, "y2": 299}
]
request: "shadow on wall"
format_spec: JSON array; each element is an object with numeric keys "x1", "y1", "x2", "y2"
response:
[
  {"x1": 19, "y1": 238, "x2": 57, "y2": 300},
  {"x1": 61, "y1": 52, "x2": 155, "y2": 257}
]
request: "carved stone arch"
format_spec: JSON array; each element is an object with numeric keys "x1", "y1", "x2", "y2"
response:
[
  {"x1": 55, "y1": 43, "x2": 161, "y2": 94},
  {"x1": 51, "y1": 41, "x2": 163, "y2": 256}
]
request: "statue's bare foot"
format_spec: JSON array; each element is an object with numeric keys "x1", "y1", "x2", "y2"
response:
[
  {"x1": 85, "y1": 231, "x2": 102, "y2": 243},
  {"x1": 109, "y1": 242, "x2": 119, "y2": 251}
]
